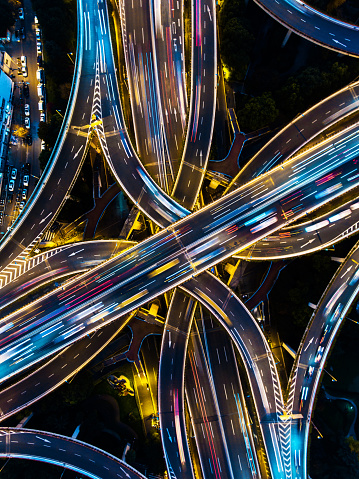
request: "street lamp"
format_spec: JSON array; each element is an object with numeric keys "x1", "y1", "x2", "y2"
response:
[
  {"x1": 347, "y1": 317, "x2": 359, "y2": 325},
  {"x1": 323, "y1": 368, "x2": 337, "y2": 382},
  {"x1": 67, "y1": 52, "x2": 74, "y2": 64}
]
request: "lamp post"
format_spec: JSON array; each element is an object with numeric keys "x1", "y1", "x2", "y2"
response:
[{"x1": 67, "y1": 52, "x2": 74, "y2": 64}]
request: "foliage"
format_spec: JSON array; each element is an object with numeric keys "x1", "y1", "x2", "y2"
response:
[
  {"x1": 219, "y1": 0, "x2": 255, "y2": 80},
  {"x1": 270, "y1": 253, "x2": 337, "y2": 347},
  {"x1": 236, "y1": 92, "x2": 279, "y2": 132},
  {"x1": 37, "y1": 113, "x2": 63, "y2": 147},
  {"x1": 277, "y1": 63, "x2": 352, "y2": 116},
  {"x1": 311, "y1": 435, "x2": 359, "y2": 478},
  {"x1": 13, "y1": 125, "x2": 28, "y2": 138},
  {"x1": 39, "y1": 149, "x2": 51, "y2": 170},
  {"x1": 30, "y1": 0, "x2": 76, "y2": 110},
  {"x1": 347, "y1": 436, "x2": 359, "y2": 459},
  {"x1": 0, "y1": 0, "x2": 15, "y2": 37}
]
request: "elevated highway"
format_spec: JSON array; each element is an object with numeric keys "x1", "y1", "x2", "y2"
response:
[
  {"x1": 0, "y1": 428, "x2": 146, "y2": 479},
  {"x1": 0, "y1": 121, "x2": 359, "y2": 384},
  {"x1": 253, "y1": 0, "x2": 359, "y2": 57}
]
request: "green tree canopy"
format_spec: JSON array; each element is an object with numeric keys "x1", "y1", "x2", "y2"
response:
[
  {"x1": 0, "y1": 0, "x2": 15, "y2": 37},
  {"x1": 237, "y1": 92, "x2": 279, "y2": 132}
]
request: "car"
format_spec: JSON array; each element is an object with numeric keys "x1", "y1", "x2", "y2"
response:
[
  {"x1": 25, "y1": 134, "x2": 32, "y2": 146},
  {"x1": 24, "y1": 104, "x2": 30, "y2": 116},
  {"x1": 36, "y1": 68, "x2": 43, "y2": 83},
  {"x1": 330, "y1": 303, "x2": 343, "y2": 323},
  {"x1": 24, "y1": 162, "x2": 31, "y2": 173},
  {"x1": 22, "y1": 189, "x2": 27, "y2": 200},
  {"x1": 19, "y1": 201, "x2": 25, "y2": 211},
  {"x1": 14, "y1": 30, "x2": 20, "y2": 42},
  {"x1": 21, "y1": 55, "x2": 26, "y2": 67},
  {"x1": 18, "y1": 8, "x2": 24, "y2": 20},
  {"x1": 37, "y1": 55, "x2": 42, "y2": 67},
  {"x1": 37, "y1": 84, "x2": 44, "y2": 98},
  {"x1": 319, "y1": 324, "x2": 332, "y2": 344},
  {"x1": 38, "y1": 100, "x2": 44, "y2": 111},
  {"x1": 23, "y1": 175, "x2": 29, "y2": 187},
  {"x1": 35, "y1": 28, "x2": 41, "y2": 39},
  {"x1": 314, "y1": 345, "x2": 324, "y2": 363},
  {"x1": 36, "y1": 42, "x2": 42, "y2": 54},
  {"x1": 21, "y1": 66, "x2": 27, "y2": 77},
  {"x1": 10, "y1": 168, "x2": 17, "y2": 180},
  {"x1": 20, "y1": 26, "x2": 25, "y2": 40},
  {"x1": 8, "y1": 180, "x2": 15, "y2": 192},
  {"x1": 23, "y1": 83, "x2": 29, "y2": 98},
  {"x1": 34, "y1": 15, "x2": 38, "y2": 24},
  {"x1": 41, "y1": 140, "x2": 46, "y2": 150},
  {"x1": 24, "y1": 117, "x2": 30, "y2": 129},
  {"x1": 299, "y1": 386, "x2": 309, "y2": 412},
  {"x1": 40, "y1": 112, "x2": 46, "y2": 122},
  {"x1": 306, "y1": 365, "x2": 314, "y2": 378}
]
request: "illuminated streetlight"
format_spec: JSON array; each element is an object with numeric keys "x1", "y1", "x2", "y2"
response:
[
  {"x1": 323, "y1": 368, "x2": 337, "y2": 382},
  {"x1": 67, "y1": 52, "x2": 74, "y2": 64}
]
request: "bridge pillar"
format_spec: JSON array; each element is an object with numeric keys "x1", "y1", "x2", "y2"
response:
[{"x1": 282, "y1": 29, "x2": 292, "y2": 47}]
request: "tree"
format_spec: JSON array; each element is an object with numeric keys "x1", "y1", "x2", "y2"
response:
[
  {"x1": 37, "y1": 113, "x2": 63, "y2": 147},
  {"x1": 347, "y1": 437, "x2": 359, "y2": 460},
  {"x1": 39, "y1": 150, "x2": 51, "y2": 171},
  {"x1": 237, "y1": 92, "x2": 279, "y2": 132},
  {"x1": 13, "y1": 125, "x2": 28, "y2": 138},
  {"x1": 0, "y1": 0, "x2": 15, "y2": 37}
]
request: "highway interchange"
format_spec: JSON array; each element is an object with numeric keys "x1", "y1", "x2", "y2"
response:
[{"x1": 1, "y1": 0, "x2": 359, "y2": 478}]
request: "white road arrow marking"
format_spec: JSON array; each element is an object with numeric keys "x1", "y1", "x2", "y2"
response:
[
  {"x1": 304, "y1": 337, "x2": 313, "y2": 352},
  {"x1": 39, "y1": 212, "x2": 53, "y2": 225},
  {"x1": 73, "y1": 144, "x2": 84, "y2": 159},
  {"x1": 68, "y1": 249, "x2": 85, "y2": 257}
]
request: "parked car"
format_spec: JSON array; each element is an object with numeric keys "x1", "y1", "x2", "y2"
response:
[
  {"x1": 18, "y1": 8, "x2": 24, "y2": 20},
  {"x1": 37, "y1": 55, "x2": 42, "y2": 67},
  {"x1": 19, "y1": 201, "x2": 25, "y2": 211},
  {"x1": 24, "y1": 117, "x2": 30, "y2": 129},
  {"x1": 21, "y1": 66, "x2": 27, "y2": 77},
  {"x1": 21, "y1": 55, "x2": 26, "y2": 67},
  {"x1": 22, "y1": 189, "x2": 27, "y2": 200},
  {"x1": 8, "y1": 180, "x2": 15, "y2": 192},
  {"x1": 11, "y1": 168, "x2": 17, "y2": 180},
  {"x1": 25, "y1": 134, "x2": 32, "y2": 146},
  {"x1": 23, "y1": 175, "x2": 29, "y2": 187},
  {"x1": 24, "y1": 104, "x2": 30, "y2": 116},
  {"x1": 34, "y1": 15, "x2": 38, "y2": 24},
  {"x1": 37, "y1": 84, "x2": 44, "y2": 98},
  {"x1": 41, "y1": 140, "x2": 46, "y2": 150},
  {"x1": 40, "y1": 112, "x2": 46, "y2": 122},
  {"x1": 20, "y1": 26, "x2": 25, "y2": 40},
  {"x1": 36, "y1": 42, "x2": 42, "y2": 54},
  {"x1": 23, "y1": 83, "x2": 29, "y2": 98},
  {"x1": 36, "y1": 68, "x2": 43, "y2": 83}
]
